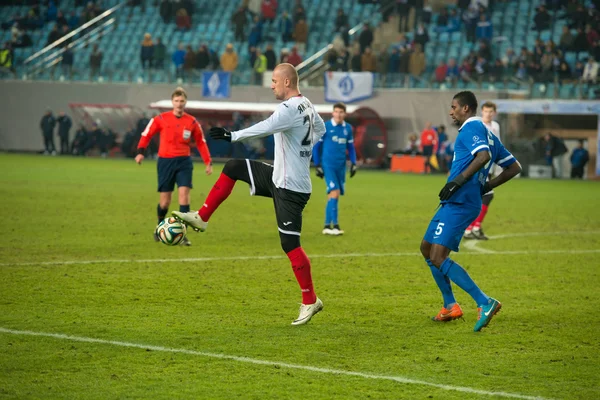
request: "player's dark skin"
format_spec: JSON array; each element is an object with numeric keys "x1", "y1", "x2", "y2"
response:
[{"x1": 420, "y1": 99, "x2": 491, "y2": 268}]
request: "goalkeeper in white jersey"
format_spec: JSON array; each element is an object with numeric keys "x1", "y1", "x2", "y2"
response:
[{"x1": 173, "y1": 64, "x2": 326, "y2": 326}]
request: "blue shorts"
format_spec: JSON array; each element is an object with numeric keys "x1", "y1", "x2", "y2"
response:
[
  {"x1": 423, "y1": 203, "x2": 480, "y2": 252},
  {"x1": 323, "y1": 165, "x2": 346, "y2": 195},
  {"x1": 157, "y1": 156, "x2": 193, "y2": 192}
]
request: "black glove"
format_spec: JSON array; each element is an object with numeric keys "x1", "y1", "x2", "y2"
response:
[
  {"x1": 481, "y1": 182, "x2": 493, "y2": 195},
  {"x1": 350, "y1": 164, "x2": 357, "y2": 178},
  {"x1": 439, "y1": 175, "x2": 467, "y2": 201},
  {"x1": 209, "y1": 127, "x2": 232, "y2": 142},
  {"x1": 315, "y1": 165, "x2": 324, "y2": 179}
]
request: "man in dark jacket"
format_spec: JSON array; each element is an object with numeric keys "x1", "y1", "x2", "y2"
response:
[
  {"x1": 570, "y1": 140, "x2": 589, "y2": 179},
  {"x1": 56, "y1": 111, "x2": 72, "y2": 155},
  {"x1": 40, "y1": 109, "x2": 56, "y2": 155},
  {"x1": 358, "y1": 23, "x2": 373, "y2": 53},
  {"x1": 539, "y1": 133, "x2": 568, "y2": 178},
  {"x1": 264, "y1": 44, "x2": 277, "y2": 70}
]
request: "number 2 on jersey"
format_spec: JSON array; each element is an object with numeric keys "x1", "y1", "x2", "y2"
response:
[{"x1": 302, "y1": 114, "x2": 313, "y2": 146}]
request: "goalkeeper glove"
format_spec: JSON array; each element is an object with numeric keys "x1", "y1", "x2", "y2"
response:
[
  {"x1": 209, "y1": 127, "x2": 232, "y2": 142},
  {"x1": 439, "y1": 175, "x2": 467, "y2": 201},
  {"x1": 350, "y1": 164, "x2": 357, "y2": 178},
  {"x1": 315, "y1": 165, "x2": 324, "y2": 179}
]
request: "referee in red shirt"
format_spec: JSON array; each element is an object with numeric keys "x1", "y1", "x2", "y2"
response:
[{"x1": 135, "y1": 87, "x2": 213, "y2": 245}]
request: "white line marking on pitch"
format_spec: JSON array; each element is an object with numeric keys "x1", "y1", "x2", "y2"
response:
[
  {"x1": 0, "y1": 327, "x2": 548, "y2": 400},
  {"x1": 1, "y1": 231, "x2": 599, "y2": 267},
  {"x1": 463, "y1": 230, "x2": 600, "y2": 254}
]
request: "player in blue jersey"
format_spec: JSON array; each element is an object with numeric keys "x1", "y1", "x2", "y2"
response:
[
  {"x1": 312, "y1": 102, "x2": 358, "y2": 236},
  {"x1": 420, "y1": 91, "x2": 522, "y2": 332}
]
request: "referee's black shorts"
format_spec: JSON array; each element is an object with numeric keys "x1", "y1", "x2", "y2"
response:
[
  {"x1": 244, "y1": 159, "x2": 310, "y2": 237},
  {"x1": 157, "y1": 156, "x2": 193, "y2": 192}
]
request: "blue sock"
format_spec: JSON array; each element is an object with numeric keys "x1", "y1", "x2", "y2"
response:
[
  {"x1": 426, "y1": 259, "x2": 456, "y2": 308},
  {"x1": 331, "y1": 198, "x2": 339, "y2": 225},
  {"x1": 325, "y1": 199, "x2": 333, "y2": 226},
  {"x1": 179, "y1": 204, "x2": 190, "y2": 213},
  {"x1": 440, "y1": 258, "x2": 489, "y2": 306}
]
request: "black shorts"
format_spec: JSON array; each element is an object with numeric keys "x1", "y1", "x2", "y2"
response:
[
  {"x1": 245, "y1": 159, "x2": 310, "y2": 236},
  {"x1": 157, "y1": 156, "x2": 193, "y2": 192},
  {"x1": 422, "y1": 145, "x2": 434, "y2": 157}
]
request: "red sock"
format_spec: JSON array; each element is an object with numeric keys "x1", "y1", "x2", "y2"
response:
[
  {"x1": 287, "y1": 247, "x2": 316, "y2": 304},
  {"x1": 473, "y1": 204, "x2": 489, "y2": 228},
  {"x1": 198, "y1": 173, "x2": 236, "y2": 222}
]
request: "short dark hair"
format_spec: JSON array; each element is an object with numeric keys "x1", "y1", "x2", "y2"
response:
[
  {"x1": 453, "y1": 91, "x2": 478, "y2": 113},
  {"x1": 333, "y1": 102, "x2": 346, "y2": 112}
]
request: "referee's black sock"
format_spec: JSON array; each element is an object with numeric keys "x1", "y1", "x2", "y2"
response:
[
  {"x1": 179, "y1": 204, "x2": 190, "y2": 213},
  {"x1": 157, "y1": 204, "x2": 169, "y2": 224}
]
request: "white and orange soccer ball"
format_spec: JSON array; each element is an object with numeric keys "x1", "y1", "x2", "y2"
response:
[{"x1": 156, "y1": 217, "x2": 187, "y2": 246}]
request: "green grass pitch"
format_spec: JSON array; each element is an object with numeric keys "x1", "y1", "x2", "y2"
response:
[{"x1": 1, "y1": 154, "x2": 599, "y2": 399}]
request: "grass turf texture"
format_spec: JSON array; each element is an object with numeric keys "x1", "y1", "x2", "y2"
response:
[{"x1": 0, "y1": 154, "x2": 599, "y2": 399}]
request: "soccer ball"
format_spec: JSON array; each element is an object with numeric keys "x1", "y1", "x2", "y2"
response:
[{"x1": 156, "y1": 217, "x2": 187, "y2": 246}]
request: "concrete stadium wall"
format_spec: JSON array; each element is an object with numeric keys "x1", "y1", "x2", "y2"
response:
[{"x1": 0, "y1": 80, "x2": 499, "y2": 152}]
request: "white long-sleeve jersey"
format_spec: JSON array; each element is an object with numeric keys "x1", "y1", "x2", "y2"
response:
[
  {"x1": 484, "y1": 120, "x2": 501, "y2": 141},
  {"x1": 231, "y1": 95, "x2": 326, "y2": 194}
]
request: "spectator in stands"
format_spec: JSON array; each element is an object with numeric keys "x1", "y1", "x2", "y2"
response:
[
  {"x1": 293, "y1": 5, "x2": 306, "y2": 25},
  {"x1": 591, "y1": 41, "x2": 600, "y2": 63},
  {"x1": 586, "y1": 24, "x2": 599, "y2": 47},
  {"x1": 279, "y1": 47, "x2": 289, "y2": 64},
  {"x1": 572, "y1": 26, "x2": 589, "y2": 53},
  {"x1": 558, "y1": 60, "x2": 573, "y2": 81},
  {"x1": 253, "y1": 47, "x2": 267, "y2": 85},
  {"x1": 140, "y1": 33, "x2": 154, "y2": 69},
  {"x1": 59, "y1": 25, "x2": 71, "y2": 48},
  {"x1": 414, "y1": 23, "x2": 429, "y2": 51},
  {"x1": 489, "y1": 58, "x2": 505, "y2": 83},
  {"x1": 570, "y1": 140, "x2": 589, "y2": 179},
  {"x1": 287, "y1": 45, "x2": 302, "y2": 67},
  {"x1": 392, "y1": 33, "x2": 410, "y2": 51},
  {"x1": 159, "y1": 0, "x2": 172, "y2": 23},
  {"x1": 56, "y1": 11, "x2": 67, "y2": 28},
  {"x1": 40, "y1": 109, "x2": 56, "y2": 156},
  {"x1": 542, "y1": 133, "x2": 568, "y2": 178},
  {"x1": 293, "y1": 17, "x2": 308, "y2": 55},
  {"x1": 528, "y1": 60, "x2": 542, "y2": 82},
  {"x1": 232, "y1": 6, "x2": 248, "y2": 43},
  {"x1": 220, "y1": 43, "x2": 238, "y2": 72},
  {"x1": 351, "y1": 48, "x2": 362, "y2": 71},
  {"x1": 533, "y1": 5, "x2": 551, "y2": 31},
  {"x1": 446, "y1": 58, "x2": 459, "y2": 86},
  {"x1": 459, "y1": 57, "x2": 473, "y2": 82},
  {"x1": 335, "y1": 8, "x2": 348, "y2": 33},
  {"x1": 570, "y1": 5, "x2": 588, "y2": 30},
  {"x1": 517, "y1": 47, "x2": 533, "y2": 65},
  {"x1": 47, "y1": 1, "x2": 58, "y2": 22},
  {"x1": 183, "y1": 45, "x2": 196, "y2": 78},
  {"x1": 172, "y1": 42, "x2": 186, "y2": 80},
  {"x1": 502, "y1": 48, "x2": 517, "y2": 75},
  {"x1": 434, "y1": 60, "x2": 447, "y2": 84},
  {"x1": 153, "y1": 38, "x2": 167, "y2": 69},
  {"x1": 261, "y1": 0, "x2": 277, "y2": 27},
  {"x1": 61, "y1": 47, "x2": 74, "y2": 77},
  {"x1": 474, "y1": 56, "x2": 488, "y2": 81},
  {"x1": 67, "y1": 11, "x2": 80, "y2": 30},
  {"x1": 361, "y1": 47, "x2": 377, "y2": 72},
  {"x1": 397, "y1": 0, "x2": 410, "y2": 32},
  {"x1": 574, "y1": 61, "x2": 585, "y2": 81},
  {"x1": 388, "y1": 47, "x2": 400, "y2": 79},
  {"x1": 196, "y1": 44, "x2": 210, "y2": 70},
  {"x1": 248, "y1": 16, "x2": 263, "y2": 50},
  {"x1": 540, "y1": 49, "x2": 554, "y2": 82},
  {"x1": 378, "y1": 47, "x2": 389, "y2": 81},
  {"x1": 436, "y1": 8, "x2": 448, "y2": 28},
  {"x1": 89, "y1": 44, "x2": 103, "y2": 80},
  {"x1": 248, "y1": 46, "x2": 257, "y2": 69},
  {"x1": 280, "y1": 11, "x2": 293, "y2": 44},
  {"x1": 175, "y1": 8, "x2": 191, "y2": 31},
  {"x1": 46, "y1": 24, "x2": 61, "y2": 46},
  {"x1": 421, "y1": 1, "x2": 433, "y2": 25},
  {"x1": 582, "y1": 57, "x2": 599, "y2": 84},
  {"x1": 476, "y1": 13, "x2": 492, "y2": 42},
  {"x1": 359, "y1": 23, "x2": 374, "y2": 53},
  {"x1": 559, "y1": 26, "x2": 574, "y2": 52},
  {"x1": 463, "y1": 5, "x2": 478, "y2": 42},
  {"x1": 0, "y1": 42, "x2": 14, "y2": 77},
  {"x1": 83, "y1": 2, "x2": 96, "y2": 23},
  {"x1": 409, "y1": 43, "x2": 426, "y2": 79},
  {"x1": 264, "y1": 44, "x2": 277, "y2": 70},
  {"x1": 399, "y1": 46, "x2": 410, "y2": 77},
  {"x1": 478, "y1": 40, "x2": 492, "y2": 61}
]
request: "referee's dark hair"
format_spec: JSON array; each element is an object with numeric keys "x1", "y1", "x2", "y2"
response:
[
  {"x1": 333, "y1": 102, "x2": 346, "y2": 112},
  {"x1": 453, "y1": 91, "x2": 478, "y2": 113}
]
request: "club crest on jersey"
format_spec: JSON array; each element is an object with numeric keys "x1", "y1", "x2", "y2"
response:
[{"x1": 183, "y1": 129, "x2": 191, "y2": 140}]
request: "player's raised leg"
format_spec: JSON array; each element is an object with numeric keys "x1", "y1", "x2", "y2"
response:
[{"x1": 172, "y1": 159, "x2": 250, "y2": 231}]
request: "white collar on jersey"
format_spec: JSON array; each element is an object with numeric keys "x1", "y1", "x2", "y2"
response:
[
  {"x1": 458, "y1": 116, "x2": 483, "y2": 131},
  {"x1": 330, "y1": 119, "x2": 346, "y2": 127}
]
